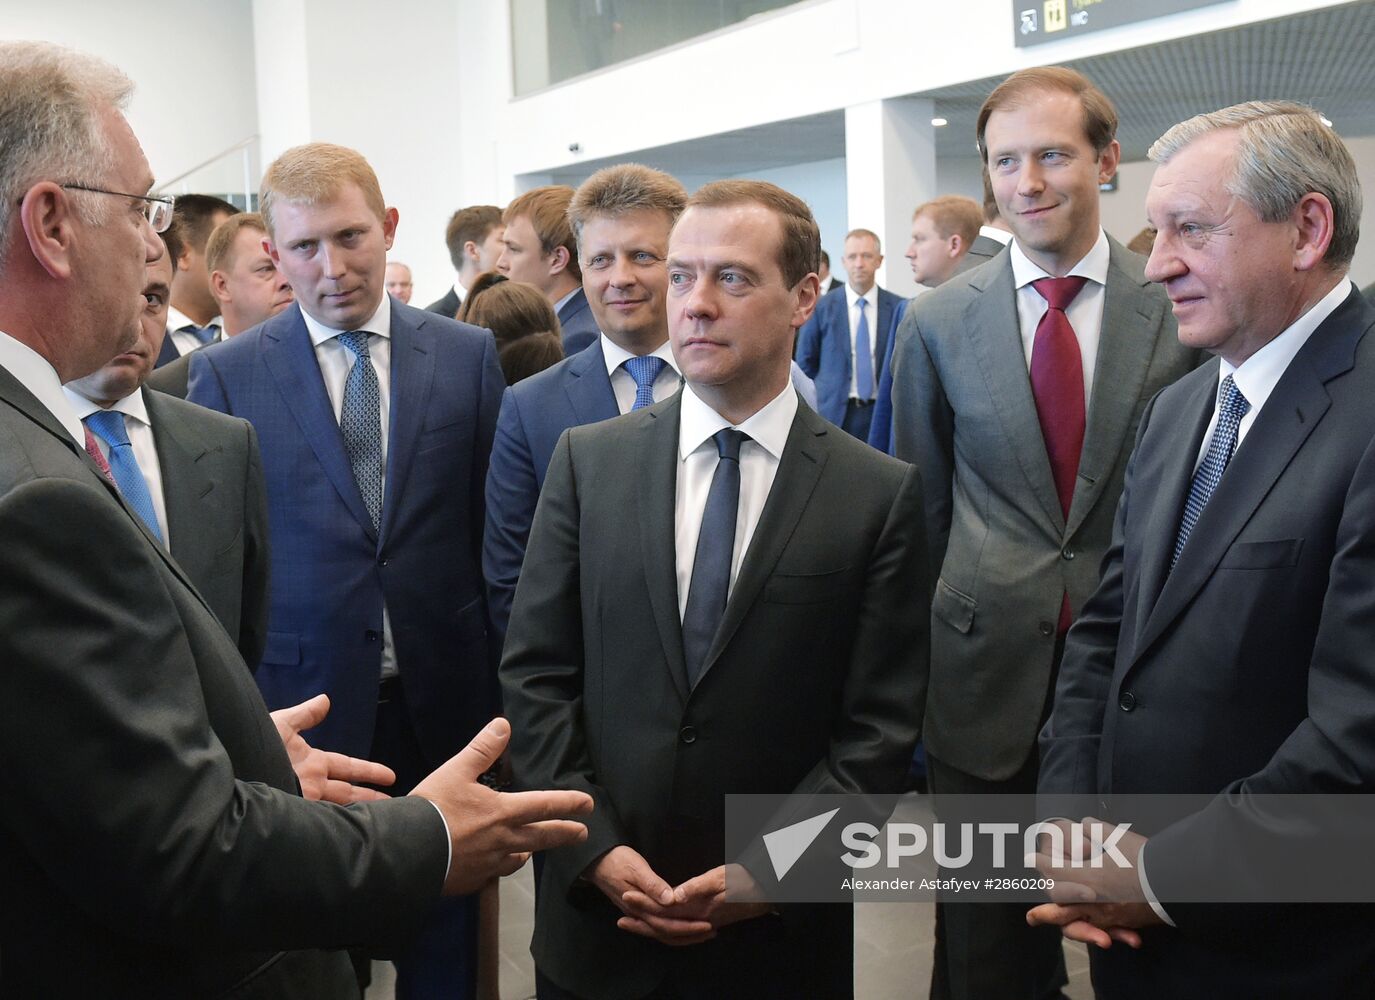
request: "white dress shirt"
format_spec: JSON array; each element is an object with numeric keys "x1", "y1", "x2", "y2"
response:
[
  {"x1": 0, "y1": 330, "x2": 83, "y2": 445},
  {"x1": 601, "y1": 335, "x2": 681, "y2": 414},
  {"x1": 165, "y1": 305, "x2": 222, "y2": 356},
  {"x1": 844, "y1": 282, "x2": 881, "y2": 400},
  {"x1": 1192, "y1": 278, "x2": 1351, "y2": 471},
  {"x1": 63, "y1": 387, "x2": 170, "y2": 545},
  {"x1": 978, "y1": 225, "x2": 1013, "y2": 246},
  {"x1": 300, "y1": 295, "x2": 398, "y2": 679},
  {"x1": 1010, "y1": 229, "x2": 1110, "y2": 412},
  {"x1": 675, "y1": 382, "x2": 798, "y2": 620}
]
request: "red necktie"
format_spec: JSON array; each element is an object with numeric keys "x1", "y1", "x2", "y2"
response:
[
  {"x1": 1030, "y1": 275, "x2": 1088, "y2": 633},
  {"x1": 84, "y1": 426, "x2": 116, "y2": 485}
]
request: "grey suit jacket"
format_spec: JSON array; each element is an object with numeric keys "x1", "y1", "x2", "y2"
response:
[
  {"x1": 145, "y1": 386, "x2": 270, "y2": 666},
  {"x1": 0, "y1": 364, "x2": 447, "y2": 998},
  {"x1": 891, "y1": 237, "x2": 1199, "y2": 781},
  {"x1": 145, "y1": 350, "x2": 192, "y2": 398},
  {"x1": 953, "y1": 234, "x2": 1008, "y2": 276}
]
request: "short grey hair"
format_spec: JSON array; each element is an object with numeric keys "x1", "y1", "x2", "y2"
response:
[
  {"x1": 1149, "y1": 101, "x2": 1361, "y2": 269},
  {"x1": 0, "y1": 41, "x2": 133, "y2": 274}
]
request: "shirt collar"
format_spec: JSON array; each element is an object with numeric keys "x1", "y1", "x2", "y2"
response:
[
  {"x1": 165, "y1": 304, "x2": 198, "y2": 333},
  {"x1": 63, "y1": 382, "x2": 152, "y2": 427},
  {"x1": 844, "y1": 281, "x2": 877, "y2": 309},
  {"x1": 1221, "y1": 278, "x2": 1353, "y2": 412},
  {"x1": 601, "y1": 335, "x2": 680, "y2": 378},
  {"x1": 301, "y1": 294, "x2": 392, "y2": 348},
  {"x1": 679, "y1": 380, "x2": 798, "y2": 462},
  {"x1": 979, "y1": 225, "x2": 1013, "y2": 246},
  {"x1": 1010, "y1": 229, "x2": 1110, "y2": 290},
  {"x1": 0, "y1": 330, "x2": 84, "y2": 445},
  {"x1": 453, "y1": 281, "x2": 466, "y2": 304}
]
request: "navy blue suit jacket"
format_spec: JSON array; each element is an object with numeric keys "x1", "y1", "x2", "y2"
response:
[
  {"x1": 796, "y1": 284, "x2": 901, "y2": 426},
  {"x1": 557, "y1": 287, "x2": 599, "y2": 355},
  {"x1": 484, "y1": 339, "x2": 619, "y2": 644},
  {"x1": 186, "y1": 300, "x2": 505, "y2": 764}
]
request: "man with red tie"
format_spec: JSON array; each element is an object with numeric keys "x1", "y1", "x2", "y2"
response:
[{"x1": 888, "y1": 67, "x2": 1198, "y2": 1000}]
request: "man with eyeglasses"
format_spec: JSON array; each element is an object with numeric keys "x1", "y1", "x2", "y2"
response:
[{"x1": 0, "y1": 39, "x2": 590, "y2": 1000}]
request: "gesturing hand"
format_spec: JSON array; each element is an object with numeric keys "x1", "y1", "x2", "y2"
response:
[{"x1": 271, "y1": 693, "x2": 396, "y2": 804}]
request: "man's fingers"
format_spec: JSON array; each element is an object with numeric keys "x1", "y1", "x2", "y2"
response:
[
  {"x1": 497, "y1": 852, "x2": 531, "y2": 878},
  {"x1": 1107, "y1": 926, "x2": 1143, "y2": 949},
  {"x1": 616, "y1": 913, "x2": 715, "y2": 945},
  {"x1": 671, "y1": 868, "x2": 722, "y2": 905},
  {"x1": 271, "y1": 693, "x2": 331, "y2": 734},
  {"x1": 503, "y1": 818, "x2": 588, "y2": 853},
  {"x1": 450, "y1": 717, "x2": 513, "y2": 782},
  {"x1": 322, "y1": 751, "x2": 396, "y2": 789},
  {"x1": 622, "y1": 859, "x2": 675, "y2": 907},
  {"x1": 498, "y1": 787, "x2": 595, "y2": 825},
  {"x1": 1059, "y1": 919, "x2": 1116, "y2": 950},
  {"x1": 621, "y1": 889, "x2": 684, "y2": 918},
  {"x1": 321, "y1": 779, "x2": 391, "y2": 804},
  {"x1": 1045, "y1": 878, "x2": 1097, "y2": 905}
]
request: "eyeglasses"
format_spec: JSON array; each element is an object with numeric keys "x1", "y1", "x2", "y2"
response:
[{"x1": 60, "y1": 183, "x2": 176, "y2": 232}]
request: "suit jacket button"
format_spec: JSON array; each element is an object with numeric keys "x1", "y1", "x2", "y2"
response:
[
  {"x1": 1118, "y1": 691, "x2": 1136, "y2": 712},
  {"x1": 378, "y1": 557, "x2": 389, "y2": 567},
  {"x1": 679, "y1": 726, "x2": 697, "y2": 745},
  {"x1": 365, "y1": 629, "x2": 379, "y2": 642},
  {"x1": 1061, "y1": 547, "x2": 1075, "y2": 560},
  {"x1": 1038, "y1": 621, "x2": 1054, "y2": 637}
]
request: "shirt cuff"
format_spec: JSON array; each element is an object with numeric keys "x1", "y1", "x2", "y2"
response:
[
  {"x1": 1137, "y1": 841, "x2": 1175, "y2": 927},
  {"x1": 426, "y1": 799, "x2": 453, "y2": 886}
]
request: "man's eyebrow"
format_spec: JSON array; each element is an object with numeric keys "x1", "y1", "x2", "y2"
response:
[{"x1": 145, "y1": 281, "x2": 170, "y2": 297}]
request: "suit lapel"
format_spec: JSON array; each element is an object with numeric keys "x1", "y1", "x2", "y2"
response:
[
  {"x1": 144, "y1": 388, "x2": 213, "y2": 570},
  {"x1": 692, "y1": 405, "x2": 830, "y2": 688},
  {"x1": 968, "y1": 258, "x2": 1066, "y2": 530},
  {"x1": 563, "y1": 339, "x2": 620, "y2": 425},
  {"x1": 638, "y1": 394, "x2": 690, "y2": 703},
  {"x1": 557, "y1": 288, "x2": 589, "y2": 326},
  {"x1": 1066, "y1": 243, "x2": 1167, "y2": 537},
  {"x1": 380, "y1": 306, "x2": 434, "y2": 545},
  {"x1": 874, "y1": 292, "x2": 894, "y2": 373},
  {"x1": 262, "y1": 308, "x2": 377, "y2": 542},
  {"x1": 1132, "y1": 291, "x2": 1370, "y2": 665}
]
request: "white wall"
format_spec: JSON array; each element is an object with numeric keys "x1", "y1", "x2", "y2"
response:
[{"x1": 0, "y1": 0, "x2": 260, "y2": 197}]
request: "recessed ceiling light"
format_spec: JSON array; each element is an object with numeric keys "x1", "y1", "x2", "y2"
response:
[{"x1": 931, "y1": 117, "x2": 948, "y2": 127}]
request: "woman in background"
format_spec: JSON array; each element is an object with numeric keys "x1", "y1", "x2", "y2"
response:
[{"x1": 458, "y1": 272, "x2": 564, "y2": 385}]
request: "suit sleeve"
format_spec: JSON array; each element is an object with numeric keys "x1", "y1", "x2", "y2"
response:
[
  {"x1": 499, "y1": 430, "x2": 630, "y2": 885},
  {"x1": 796, "y1": 306, "x2": 822, "y2": 378},
  {"x1": 185, "y1": 348, "x2": 229, "y2": 415},
  {"x1": 483, "y1": 386, "x2": 537, "y2": 649},
  {"x1": 0, "y1": 479, "x2": 447, "y2": 950},
  {"x1": 890, "y1": 305, "x2": 955, "y2": 580},
  {"x1": 237, "y1": 419, "x2": 271, "y2": 669},
  {"x1": 866, "y1": 298, "x2": 909, "y2": 455}
]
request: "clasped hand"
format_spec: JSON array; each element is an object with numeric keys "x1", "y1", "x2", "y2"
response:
[{"x1": 589, "y1": 846, "x2": 773, "y2": 946}]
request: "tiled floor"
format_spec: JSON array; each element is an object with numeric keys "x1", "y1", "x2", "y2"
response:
[{"x1": 368, "y1": 793, "x2": 1095, "y2": 1000}]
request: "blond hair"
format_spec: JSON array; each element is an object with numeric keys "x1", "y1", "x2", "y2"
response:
[
  {"x1": 205, "y1": 212, "x2": 267, "y2": 275},
  {"x1": 260, "y1": 143, "x2": 385, "y2": 236}
]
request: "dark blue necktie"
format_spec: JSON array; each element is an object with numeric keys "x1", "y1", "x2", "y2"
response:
[
  {"x1": 624, "y1": 355, "x2": 668, "y2": 411},
  {"x1": 336, "y1": 331, "x2": 384, "y2": 531},
  {"x1": 83, "y1": 409, "x2": 164, "y2": 543},
  {"x1": 1173, "y1": 375, "x2": 1250, "y2": 567},
  {"x1": 682, "y1": 429, "x2": 747, "y2": 686},
  {"x1": 854, "y1": 297, "x2": 874, "y2": 399},
  {"x1": 183, "y1": 323, "x2": 219, "y2": 345}
]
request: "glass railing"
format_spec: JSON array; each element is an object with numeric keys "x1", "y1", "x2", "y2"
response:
[{"x1": 153, "y1": 135, "x2": 260, "y2": 210}]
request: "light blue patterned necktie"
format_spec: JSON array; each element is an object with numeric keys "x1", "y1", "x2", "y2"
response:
[
  {"x1": 336, "y1": 331, "x2": 383, "y2": 531},
  {"x1": 1172, "y1": 375, "x2": 1250, "y2": 567},
  {"x1": 83, "y1": 409, "x2": 164, "y2": 544},
  {"x1": 854, "y1": 297, "x2": 874, "y2": 399},
  {"x1": 624, "y1": 355, "x2": 668, "y2": 411}
]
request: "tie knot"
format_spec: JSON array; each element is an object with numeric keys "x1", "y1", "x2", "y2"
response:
[
  {"x1": 336, "y1": 330, "x2": 371, "y2": 358},
  {"x1": 856, "y1": 296, "x2": 867, "y2": 310},
  {"x1": 84, "y1": 409, "x2": 131, "y2": 448},
  {"x1": 191, "y1": 323, "x2": 219, "y2": 345},
  {"x1": 1032, "y1": 276, "x2": 1089, "y2": 311},
  {"x1": 713, "y1": 428, "x2": 747, "y2": 462},
  {"x1": 1218, "y1": 374, "x2": 1251, "y2": 420},
  {"x1": 624, "y1": 355, "x2": 668, "y2": 392}
]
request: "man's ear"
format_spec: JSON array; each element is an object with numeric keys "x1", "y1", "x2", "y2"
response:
[
  {"x1": 210, "y1": 268, "x2": 230, "y2": 303},
  {"x1": 1291, "y1": 192, "x2": 1335, "y2": 273},
  {"x1": 18, "y1": 182, "x2": 80, "y2": 280},
  {"x1": 547, "y1": 244, "x2": 572, "y2": 277}
]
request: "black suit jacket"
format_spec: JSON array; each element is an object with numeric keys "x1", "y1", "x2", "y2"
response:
[
  {"x1": 1039, "y1": 286, "x2": 1375, "y2": 998},
  {"x1": 145, "y1": 386, "x2": 270, "y2": 666},
  {"x1": 0, "y1": 365, "x2": 447, "y2": 998},
  {"x1": 426, "y1": 285, "x2": 462, "y2": 319},
  {"x1": 501, "y1": 392, "x2": 929, "y2": 999}
]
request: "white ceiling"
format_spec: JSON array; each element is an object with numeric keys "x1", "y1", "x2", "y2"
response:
[{"x1": 543, "y1": 0, "x2": 1375, "y2": 185}]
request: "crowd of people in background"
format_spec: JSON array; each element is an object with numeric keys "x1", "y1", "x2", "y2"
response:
[{"x1": 3, "y1": 36, "x2": 1375, "y2": 1000}]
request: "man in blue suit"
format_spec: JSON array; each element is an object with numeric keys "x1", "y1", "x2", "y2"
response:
[
  {"x1": 484, "y1": 164, "x2": 687, "y2": 643},
  {"x1": 498, "y1": 185, "x2": 599, "y2": 355},
  {"x1": 796, "y1": 227, "x2": 901, "y2": 439},
  {"x1": 188, "y1": 142, "x2": 505, "y2": 1000}
]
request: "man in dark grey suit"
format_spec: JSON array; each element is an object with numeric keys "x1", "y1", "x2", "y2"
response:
[
  {"x1": 890, "y1": 67, "x2": 1198, "y2": 999},
  {"x1": 904, "y1": 195, "x2": 983, "y2": 289},
  {"x1": 502, "y1": 180, "x2": 928, "y2": 999},
  {"x1": 65, "y1": 230, "x2": 269, "y2": 665},
  {"x1": 1033, "y1": 100, "x2": 1375, "y2": 1000},
  {"x1": 426, "y1": 204, "x2": 504, "y2": 317},
  {"x1": 0, "y1": 40, "x2": 589, "y2": 1000}
]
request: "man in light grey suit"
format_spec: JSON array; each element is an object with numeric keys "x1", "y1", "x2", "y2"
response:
[
  {"x1": 890, "y1": 67, "x2": 1198, "y2": 1000},
  {"x1": 65, "y1": 231, "x2": 270, "y2": 666}
]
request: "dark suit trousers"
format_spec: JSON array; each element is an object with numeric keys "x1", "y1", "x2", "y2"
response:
[
  {"x1": 372, "y1": 679, "x2": 479, "y2": 1000},
  {"x1": 842, "y1": 399, "x2": 875, "y2": 441},
  {"x1": 927, "y1": 637, "x2": 1068, "y2": 1000}
]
